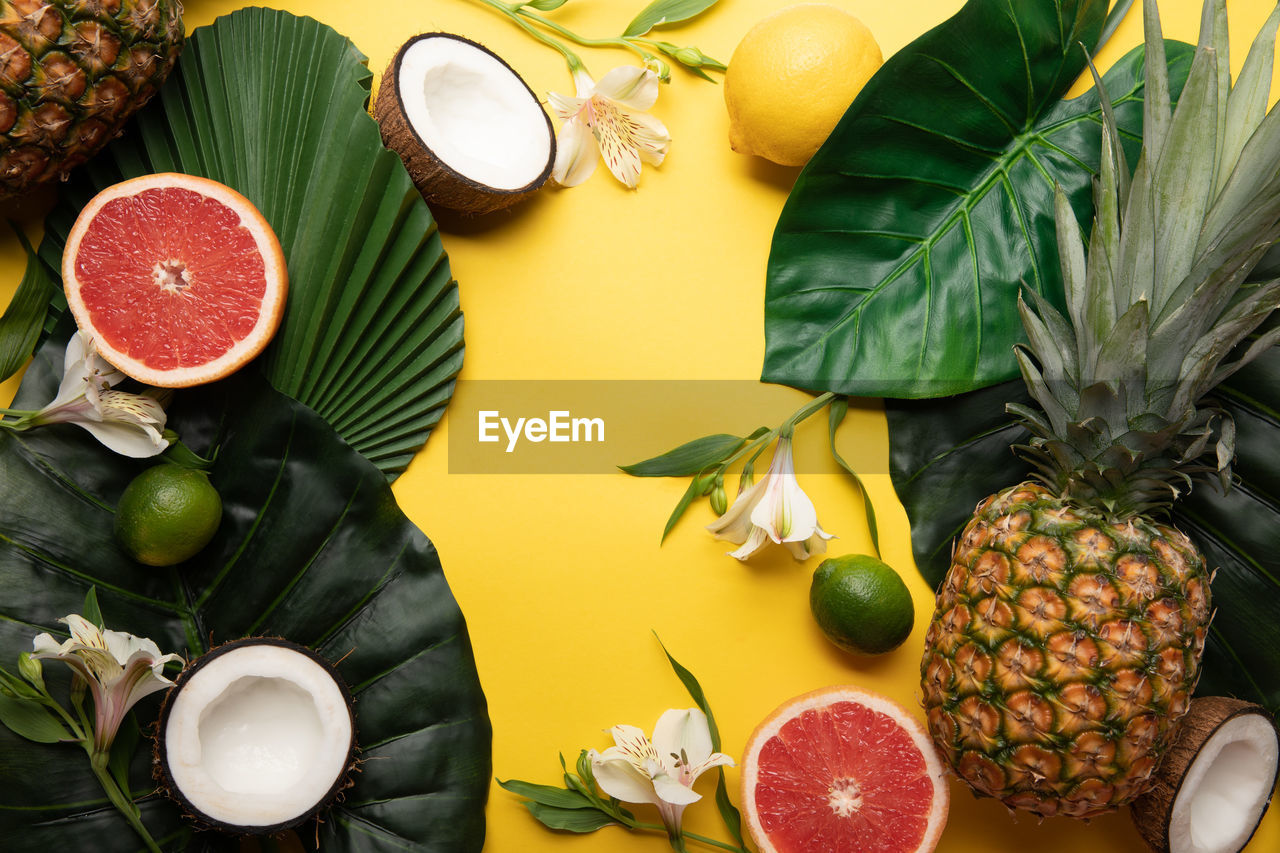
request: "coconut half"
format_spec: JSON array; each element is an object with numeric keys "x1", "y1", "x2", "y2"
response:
[
  {"x1": 1131, "y1": 696, "x2": 1280, "y2": 853},
  {"x1": 155, "y1": 638, "x2": 356, "y2": 834},
  {"x1": 375, "y1": 33, "x2": 556, "y2": 214}
]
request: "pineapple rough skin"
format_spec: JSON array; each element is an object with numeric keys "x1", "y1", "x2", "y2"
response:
[
  {"x1": 920, "y1": 482, "x2": 1212, "y2": 819},
  {"x1": 0, "y1": 0, "x2": 184, "y2": 198}
]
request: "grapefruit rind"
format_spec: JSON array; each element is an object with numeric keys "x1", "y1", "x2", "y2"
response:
[
  {"x1": 740, "y1": 685, "x2": 949, "y2": 853},
  {"x1": 62, "y1": 172, "x2": 288, "y2": 389}
]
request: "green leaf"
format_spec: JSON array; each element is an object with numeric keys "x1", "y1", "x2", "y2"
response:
[
  {"x1": 656, "y1": 638, "x2": 720, "y2": 748},
  {"x1": 827, "y1": 399, "x2": 880, "y2": 556},
  {"x1": 0, "y1": 693, "x2": 68, "y2": 744},
  {"x1": 621, "y1": 434, "x2": 746, "y2": 477},
  {"x1": 522, "y1": 802, "x2": 620, "y2": 832},
  {"x1": 1097, "y1": 0, "x2": 1136, "y2": 52},
  {"x1": 496, "y1": 778, "x2": 596, "y2": 810},
  {"x1": 656, "y1": 638, "x2": 746, "y2": 849},
  {"x1": 526, "y1": 0, "x2": 569, "y2": 10},
  {"x1": 81, "y1": 587, "x2": 103, "y2": 631},
  {"x1": 0, "y1": 229, "x2": 56, "y2": 384},
  {"x1": 661, "y1": 476, "x2": 703, "y2": 543},
  {"x1": 36, "y1": 8, "x2": 463, "y2": 481},
  {"x1": 885, "y1": 346, "x2": 1280, "y2": 715},
  {"x1": 623, "y1": 0, "x2": 721, "y2": 38},
  {"x1": 0, "y1": 324, "x2": 490, "y2": 851},
  {"x1": 763, "y1": 0, "x2": 1196, "y2": 399}
]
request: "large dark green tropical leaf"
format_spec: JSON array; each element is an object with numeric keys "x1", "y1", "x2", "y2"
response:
[
  {"x1": 763, "y1": 0, "x2": 1194, "y2": 399},
  {"x1": 36, "y1": 8, "x2": 463, "y2": 481},
  {"x1": 885, "y1": 347, "x2": 1280, "y2": 715},
  {"x1": 0, "y1": 325, "x2": 490, "y2": 851}
]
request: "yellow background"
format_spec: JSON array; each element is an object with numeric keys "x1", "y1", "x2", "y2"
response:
[{"x1": 2, "y1": 1, "x2": 1277, "y2": 851}]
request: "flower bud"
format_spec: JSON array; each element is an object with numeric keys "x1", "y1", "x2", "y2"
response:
[
  {"x1": 565, "y1": 772, "x2": 596, "y2": 801},
  {"x1": 17, "y1": 652, "x2": 43, "y2": 690},
  {"x1": 576, "y1": 749, "x2": 596, "y2": 786},
  {"x1": 674, "y1": 47, "x2": 703, "y2": 66},
  {"x1": 710, "y1": 480, "x2": 728, "y2": 515}
]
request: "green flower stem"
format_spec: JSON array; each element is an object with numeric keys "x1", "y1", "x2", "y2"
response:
[
  {"x1": 504, "y1": 6, "x2": 656, "y2": 65},
  {"x1": 780, "y1": 391, "x2": 838, "y2": 438},
  {"x1": 38, "y1": 692, "x2": 85, "y2": 741},
  {"x1": 87, "y1": 754, "x2": 162, "y2": 853},
  {"x1": 0, "y1": 407, "x2": 35, "y2": 428},
  {"x1": 627, "y1": 820, "x2": 745, "y2": 852},
  {"x1": 469, "y1": 0, "x2": 583, "y2": 68},
  {"x1": 716, "y1": 391, "x2": 840, "y2": 478}
]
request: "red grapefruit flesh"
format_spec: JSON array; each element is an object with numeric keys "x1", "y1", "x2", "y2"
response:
[
  {"x1": 741, "y1": 686, "x2": 949, "y2": 853},
  {"x1": 62, "y1": 173, "x2": 287, "y2": 388}
]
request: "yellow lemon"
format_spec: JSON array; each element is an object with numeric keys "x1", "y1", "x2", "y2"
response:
[{"x1": 725, "y1": 4, "x2": 883, "y2": 167}]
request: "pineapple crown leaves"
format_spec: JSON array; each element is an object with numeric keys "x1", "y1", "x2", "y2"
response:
[{"x1": 1013, "y1": 0, "x2": 1280, "y2": 514}]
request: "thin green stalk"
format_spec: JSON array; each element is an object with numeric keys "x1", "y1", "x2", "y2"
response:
[
  {"x1": 469, "y1": 0, "x2": 582, "y2": 66},
  {"x1": 511, "y1": 7, "x2": 654, "y2": 63},
  {"x1": 628, "y1": 820, "x2": 746, "y2": 852},
  {"x1": 88, "y1": 758, "x2": 162, "y2": 853},
  {"x1": 781, "y1": 391, "x2": 837, "y2": 436},
  {"x1": 719, "y1": 431, "x2": 775, "y2": 472},
  {"x1": 37, "y1": 693, "x2": 85, "y2": 740}
]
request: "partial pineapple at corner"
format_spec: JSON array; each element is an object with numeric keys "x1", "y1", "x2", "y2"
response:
[
  {"x1": 0, "y1": 0, "x2": 185, "y2": 198},
  {"x1": 920, "y1": 0, "x2": 1280, "y2": 821}
]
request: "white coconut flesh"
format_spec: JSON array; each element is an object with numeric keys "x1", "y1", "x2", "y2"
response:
[
  {"x1": 398, "y1": 36, "x2": 552, "y2": 191},
  {"x1": 162, "y1": 643, "x2": 353, "y2": 830},
  {"x1": 1169, "y1": 714, "x2": 1279, "y2": 853}
]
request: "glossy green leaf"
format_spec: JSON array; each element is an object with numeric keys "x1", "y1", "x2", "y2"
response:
[
  {"x1": 0, "y1": 325, "x2": 490, "y2": 851},
  {"x1": 0, "y1": 229, "x2": 55, "y2": 383},
  {"x1": 0, "y1": 693, "x2": 67, "y2": 744},
  {"x1": 495, "y1": 779, "x2": 595, "y2": 810},
  {"x1": 35, "y1": 8, "x2": 463, "y2": 481},
  {"x1": 662, "y1": 476, "x2": 704, "y2": 543},
  {"x1": 521, "y1": 802, "x2": 620, "y2": 833},
  {"x1": 81, "y1": 586, "x2": 103, "y2": 630},
  {"x1": 623, "y1": 0, "x2": 721, "y2": 38},
  {"x1": 621, "y1": 434, "x2": 746, "y2": 477},
  {"x1": 885, "y1": 346, "x2": 1280, "y2": 715},
  {"x1": 763, "y1": 0, "x2": 1194, "y2": 399},
  {"x1": 655, "y1": 639, "x2": 746, "y2": 852},
  {"x1": 828, "y1": 399, "x2": 880, "y2": 555}
]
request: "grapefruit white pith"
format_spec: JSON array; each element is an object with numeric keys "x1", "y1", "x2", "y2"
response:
[
  {"x1": 62, "y1": 172, "x2": 288, "y2": 388},
  {"x1": 740, "y1": 685, "x2": 949, "y2": 853}
]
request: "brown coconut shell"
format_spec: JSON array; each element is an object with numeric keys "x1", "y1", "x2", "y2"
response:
[
  {"x1": 153, "y1": 637, "x2": 358, "y2": 836},
  {"x1": 1130, "y1": 696, "x2": 1280, "y2": 852},
  {"x1": 373, "y1": 33, "x2": 555, "y2": 215}
]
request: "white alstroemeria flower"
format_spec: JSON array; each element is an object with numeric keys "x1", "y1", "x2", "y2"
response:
[
  {"x1": 548, "y1": 65, "x2": 671, "y2": 188},
  {"x1": 26, "y1": 332, "x2": 169, "y2": 457},
  {"x1": 33, "y1": 614, "x2": 182, "y2": 755},
  {"x1": 589, "y1": 708, "x2": 734, "y2": 838},
  {"x1": 706, "y1": 436, "x2": 834, "y2": 561}
]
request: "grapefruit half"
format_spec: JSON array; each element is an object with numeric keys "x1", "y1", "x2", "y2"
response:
[
  {"x1": 63, "y1": 173, "x2": 287, "y2": 388},
  {"x1": 740, "y1": 685, "x2": 949, "y2": 853}
]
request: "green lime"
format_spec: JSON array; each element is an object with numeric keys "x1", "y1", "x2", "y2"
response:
[
  {"x1": 810, "y1": 554, "x2": 914, "y2": 656},
  {"x1": 114, "y1": 465, "x2": 222, "y2": 567}
]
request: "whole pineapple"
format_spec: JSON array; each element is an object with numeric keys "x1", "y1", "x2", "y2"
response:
[
  {"x1": 920, "y1": 0, "x2": 1280, "y2": 820},
  {"x1": 0, "y1": 0, "x2": 184, "y2": 198}
]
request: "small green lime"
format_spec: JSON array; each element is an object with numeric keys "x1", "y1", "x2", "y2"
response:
[
  {"x1": 114, "y1": 465, "x2": 222, "y2": 567},
  {"x1": 810, "y1": 554, "x2": 914, "y2": 656}
]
